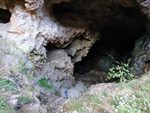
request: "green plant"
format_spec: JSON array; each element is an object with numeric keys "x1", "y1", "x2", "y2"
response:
[
  {"x1": 38, "y1": 78, "x2": 52, "y2": 89},
  {"x1": 0, "y1": 98, "x2": 16, "y2": 113},
  {"x1": 102, "y1": 92, "x2": 108, "y2": 97},
  {"x1": 111, "y1": 92, "x2": 150, "y2": 113},
  {"x1": 18, "y1": 96, "x2": 31, "y2": 104},
  {"x1": 0, "y1": 78, "x2": 17, "y2": 91},
  {"x1": 28, "y1": 49, "x2": 47, "y2": 69},
  {"x1": 63, "y1": 94, "x2": 102, "y2": 112},
  {"x1": 0, "y1": 98, "x2": 6, "y2": 109},
  {"x1": 106, "y1": 63, "x2": 135, "y2": 82}
]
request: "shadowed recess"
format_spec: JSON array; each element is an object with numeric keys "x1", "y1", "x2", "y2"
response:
[
  {"x1": 52, "y1": 0, "x2": 147, "y2": 84},
  {"x1": 0, "y1": 8, "x2": 11, "y2": 23}
]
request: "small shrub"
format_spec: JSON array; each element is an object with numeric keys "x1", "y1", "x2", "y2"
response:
[
  {"x1": 0, "y1": 98, "x2": 16, "y2": 113},
  {"x1": 18, "y1": 96, "x2": 31, "y2": 104},
  {"x1": 38, "y1": 78, "x2": 52, "y2": 89},
  {"x1": 102, "y1": 92, "x2": 108, "y2": 97},
  {"x1": 106, "y1": 63, "x2": 135, "y2": 82},
  {"x1": 0, "y1": 78, "x2": 17, "y2": 91},
  {"x1": 0, "y1": 98, "x2": 6, "y2": 109}
]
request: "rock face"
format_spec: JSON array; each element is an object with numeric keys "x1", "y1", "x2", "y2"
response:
[
  {"x1": 36, "y1": 49, "x2": 74, "y2": 90},
  {"x1": 132, "y1": 33, "x2": 150, "y2": 74},
  {"x1": 0, "y1": 0, "x2": 99, "y2": 91},
  {"x1": 0, "y1": 0, "x2": 150, "y2": 93},
  {"x1": 137, "y1": 0, "x2": 150, "y2": 32}
]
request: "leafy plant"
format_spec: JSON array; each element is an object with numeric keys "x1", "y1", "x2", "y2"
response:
[
  {"x1": 18, "y1": 96, "x2": 31, "y2": 104},
  {"x1": 0, "y1": 98, "x2": 16, "y2": 113},
  {"x1": 0, "y1": 78, "x2": 17, "y2": 91},
  {"x1": 38, "y1": 78, "x2": 52, "y2": 89},
  {"x1": 106, "y1": 63, "x2": 135, "y2": 82},
  {"x1": 28, "y1": 49, "x2": 47, "y2": 69},
  {"x1": 0, "y1": 98, "x2": 6, "y2": 109},
  {"x1": 102, "y1": 92, "x2": 108, "y2": 97}
]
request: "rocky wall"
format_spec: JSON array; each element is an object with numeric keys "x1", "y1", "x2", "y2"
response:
[{"x1": 0, "y1": 0, "x2": 150, "y2": 92}]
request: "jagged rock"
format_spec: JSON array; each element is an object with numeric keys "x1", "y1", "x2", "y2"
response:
[
  {"x1": 0, "y1": 0, "x2": 150, "y2": 94},
  {"x1": 132, "y1": 33, "x2": 150, "y2": 74},
  {"x1": 0, "y1": 0, "x2": 86, "y2": 91},
  {"x1": 66, "y1": 32, "x2": 100, "y2": 63},
  {"x1": 137, "y1": 0, "x2": 150, "y2": 32},
  {"x1": 35, "y1": 49, "x2": 75, "y2": 90}
]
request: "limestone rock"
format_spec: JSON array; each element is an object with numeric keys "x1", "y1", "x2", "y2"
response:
[
  {"x1": 66, "y1": 32, "x2": 100, "y2": 63},
  {"x1": 0, "y1": 0, "x2": 150, "y2": 94},
  {"x1": 0, "y1": 0, "x2": 86, "y2": 91},
  {"x1": 35, "y1": 49, "x2": 74, "y2": 90},
  {"x1": 132, "y1": 33, "x2": 150, "y2": 74},
  {"x1": 137, "y1": 0, "x2": 150, "y2": 32}
]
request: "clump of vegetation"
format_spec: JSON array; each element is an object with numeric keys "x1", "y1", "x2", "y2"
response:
[
  {"x1": 111, "y1": 92, "x2": 150, "y2": 113},
  {"x1": 106, "y1": 63, "x2": 135, "y2": 82},
  {"x1": 0, "y1": 98, "x2": 16, "y2": 113},
  {"x1": 105, "y1": 54, "x2": 135, "y2": 82},
  {"x1": 18, "y1": 96, "x2": 32, "y2": 104},
  {"x1": 0, "y1": 98, "x2": 7, "y2": 110},
  {"x1": 63, "y1": 94, "x2": 102, "y2": 112},
  {"x1": 63, "y1": 74, "x2": 150, "y2": 113},
  {"x1": 111, "y1": 74, "x2": 150, "y2": 113},
  {"x1": 38, "y1": 78, "x2": 52, "y2": 89},
  {"x1": 0, "y1": 78, "x2": 17, "y2": 91},
  {"x1": 28, "y1": 49, "x2": 47, "y2": 68},
  {"x1": 37, "y1": 78, "x2": 61, "y2": 96}
]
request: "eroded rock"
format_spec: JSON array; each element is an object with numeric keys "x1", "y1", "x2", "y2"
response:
[
  {"x1": 132, "y1": 33, "x2": 150, "y2": 74},
  {"x1": 35, "y1": 49, "x2": 74, "y2": 91},
  {"x1": 0, "y1": 0, "x2": 150, "y2": 95}
]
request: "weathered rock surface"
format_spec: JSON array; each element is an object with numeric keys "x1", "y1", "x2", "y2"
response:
[
  {"x1": 137, "y1": 0, "x2": 150, "y2": 32},
  {"x1": 0, "y1": 0, "x2": 90, "y2": 90},
  {"x1": 0, "y1": 0, "x2": 150, "y2": 97},
  {"x1": 132, "y1": 33, "x2": 150, "y2": 74},
  {"x1": 35, "y1": 49, "x2": 74, "y2": 91}
]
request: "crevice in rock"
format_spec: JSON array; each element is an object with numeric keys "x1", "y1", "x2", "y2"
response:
[{"x1": 0, "y1": 8, "x2": 11, "y2": 23}]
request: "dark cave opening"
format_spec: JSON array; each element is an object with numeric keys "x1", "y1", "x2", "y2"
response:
[
  {"x1": 53, "y1": 0, "x2": 147, "y2": 84},
  {"x1": 0, "y1": 8, "x2": 11, "y2": 23},
  {"x1": 74, "y1": 14, "x2": 146, "y2": 84}
]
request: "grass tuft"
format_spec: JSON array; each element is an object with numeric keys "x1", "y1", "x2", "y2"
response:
[
  {"x1": 18, "y1": 96, "x2": 32, "y2": 104},
  {"x1": 0, "y1": 78, "x2": 17, "y2": 91},
  {"x1": 38, "y1": 78, "x2": 52, "y2": 89}
]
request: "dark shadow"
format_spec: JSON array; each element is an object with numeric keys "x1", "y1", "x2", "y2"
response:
[
  {"x1": 0, "y1": 8, "x2": 11, "y2": 23},
  {"x1": 73, "y1": 8, "x2": 146, "y2": 84}
]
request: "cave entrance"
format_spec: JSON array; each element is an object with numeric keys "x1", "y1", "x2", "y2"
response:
[
  {"x1": 52, "y1": 1, "x2": 147, "y2": 85},
  {"x1": 74, "y1": 11, "x2": 146, "y2": 85}
]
